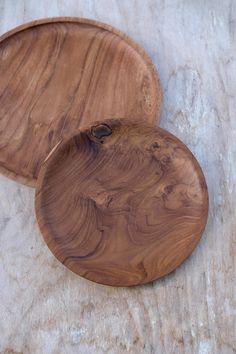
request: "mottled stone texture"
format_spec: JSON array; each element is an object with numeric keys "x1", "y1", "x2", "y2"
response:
[{"x1": 0, "y1": 1, "x2": 235, "y2": 353}]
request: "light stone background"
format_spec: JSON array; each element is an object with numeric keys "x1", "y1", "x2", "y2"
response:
[{"x1": 0, "y1": 1, "x2": 235, "y2": 353}]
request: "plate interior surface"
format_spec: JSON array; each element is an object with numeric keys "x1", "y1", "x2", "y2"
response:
[
  {"x1": 35, "y1": 119, "x2": 208, "y2": 287},
  {"x1": 0, "y1": 18, "x2": 162, "y2": 186}
]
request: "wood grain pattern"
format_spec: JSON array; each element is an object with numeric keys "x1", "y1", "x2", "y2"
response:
[
  {"x1": 35, "y1": 119, "x2": 208, "y2": 286},
  {"x1": 0, "y1": 17, "x2": 162, "y2": 187},
  {"x1": 1, "y1": 1, "x2": 235, "y2": 353}
]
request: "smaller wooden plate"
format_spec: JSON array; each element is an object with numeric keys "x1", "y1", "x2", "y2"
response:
[{"x1": 35, "y1": 119, "x2": 208, "y2": 287}]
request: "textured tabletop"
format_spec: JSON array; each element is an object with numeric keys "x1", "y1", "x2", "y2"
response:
[{"x1": 0, "y1": 1, "x2": 235, "y2": 353}]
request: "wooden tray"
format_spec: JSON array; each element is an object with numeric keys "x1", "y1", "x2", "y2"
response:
[
  {"x1": 35, "y1": 119, "x2": 208, "y2": 287},
  {"x1": 0, "y1": 18, "x2": 162, "y2": 187}
]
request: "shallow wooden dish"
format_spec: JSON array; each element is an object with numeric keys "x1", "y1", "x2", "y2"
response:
[
  {"x1": 35, "y1": 119, "x2": 208, "y2": 287},
  {"x1": 0, "y1": 17, "x2": 162, "y2": 187}
]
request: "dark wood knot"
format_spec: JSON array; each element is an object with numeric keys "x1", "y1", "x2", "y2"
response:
[{"x1": 91, "y1": 123, "x2": 112, "y2": 139}]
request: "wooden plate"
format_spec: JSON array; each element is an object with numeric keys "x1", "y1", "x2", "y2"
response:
[
  {"x1": 35, "y1": 119, "x2": 209, "y2": 287},
  {"x1": 0, "y1": 18, "x2": 162, "y2": 187}
]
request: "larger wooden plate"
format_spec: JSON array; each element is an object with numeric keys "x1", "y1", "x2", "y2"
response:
[
  {"x1": 35, "y1": 119, "x2": 208, "y2": 287},
  {"x1": 0, "y1": 18, "x2": 162, "y2": 187}
]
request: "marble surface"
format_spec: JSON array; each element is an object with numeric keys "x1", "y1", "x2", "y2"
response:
[{"x1": 0, "y1": 1, "x2": 235, "y2": 353}]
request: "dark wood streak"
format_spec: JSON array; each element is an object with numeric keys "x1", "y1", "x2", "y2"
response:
[
  {"x1": 0, "y1": 17, "x2": 162, "y2": 187},
  {"x1": 35, "y1": 119, "x2": 209, "y2": 287},
  {"x1": 76, "y1": 31, "x2": 116, "y2": 118},
  {"x1": 2, "y1": 32, "x2": 68, "y2": 172},
  {"x1": 25, "y1": 29, "x2": 68, "y2": 123},
  {"x1": 55, "y1": 28, "x2": 104, "y2": 137}
]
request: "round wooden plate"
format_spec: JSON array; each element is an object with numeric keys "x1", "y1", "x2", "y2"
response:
[
  {"x1": 0, "y1": 18, "x2": 162, "y2": 187},
  {"x1": 35, "y1": 119, "x2": 208, "y2": 287}
]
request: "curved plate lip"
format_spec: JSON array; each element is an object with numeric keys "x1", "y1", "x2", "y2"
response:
[
  {"x1": 0, "y1": 17, "x2": 162, "y2": 187},
  {"x1": 35, "y1": 120, "x2": 209, "y2": 287}
]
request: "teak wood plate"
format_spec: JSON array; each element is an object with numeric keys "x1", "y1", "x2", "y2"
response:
[
  {"x1": 0, "y1": 18, "x2": 162, "y2": 187},
  {"x1": 35, "y1": 119, "x2": 209, "y2": 287}
]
